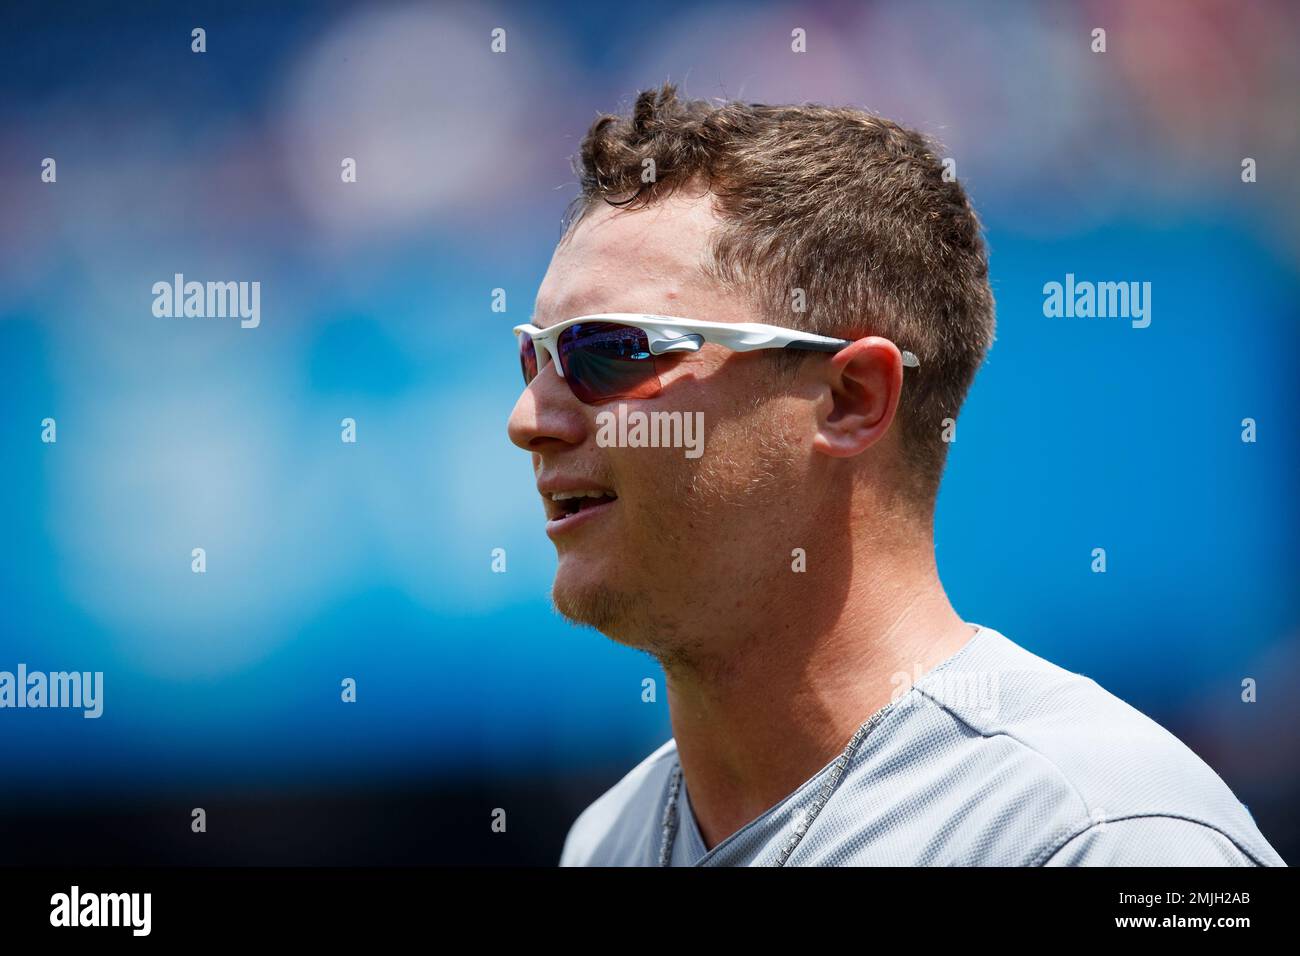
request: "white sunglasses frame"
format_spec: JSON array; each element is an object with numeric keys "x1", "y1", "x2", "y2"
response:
[{"x1": 513, "y1": 313, "x2": 919, "y2": 389}]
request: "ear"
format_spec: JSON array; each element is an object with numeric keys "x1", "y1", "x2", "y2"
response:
[{"x1": 811, "y1": 336, "x2": 905, "y2": 459}]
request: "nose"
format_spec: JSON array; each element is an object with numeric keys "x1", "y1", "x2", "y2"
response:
[{"x1": 507, "y1": 362, "x2": 588, "y2": 453}]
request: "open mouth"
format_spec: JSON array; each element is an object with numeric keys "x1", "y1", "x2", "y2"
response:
[{"x1": 545, "y1": 489, "x2": 618, "y2": 528}]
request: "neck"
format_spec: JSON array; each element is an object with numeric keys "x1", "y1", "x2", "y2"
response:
[{"x1": 662, "y1": 529, "x2": 975, "y2": 852}]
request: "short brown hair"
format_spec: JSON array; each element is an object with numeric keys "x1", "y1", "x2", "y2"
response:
[{"x1": 564, "y1": 82, "x2": 995, "y2": 508}]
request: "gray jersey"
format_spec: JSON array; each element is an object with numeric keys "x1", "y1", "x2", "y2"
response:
[{"x1": 559, "y1": 625, "x2": 1286, "y2": 866}]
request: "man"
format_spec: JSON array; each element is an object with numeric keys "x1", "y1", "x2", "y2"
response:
[{"x1": 506, "y1": 84, "x2": 1285, "y2": 866}]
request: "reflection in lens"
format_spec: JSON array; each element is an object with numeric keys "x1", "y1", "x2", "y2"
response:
[{"x1": 558, "y1": 322, "x2": 662, "y2": 403}]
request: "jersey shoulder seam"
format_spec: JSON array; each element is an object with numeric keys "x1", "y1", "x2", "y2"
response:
[
  {"x1": 909, "y1": 682, "x2": 1094, "y2": 820},
  {"x1": 909, "y1": 682, "x2": 1271, "y2": 867},
  {"x1": 1034, "y1": 812, "x2": 1267, "y2": 867}
]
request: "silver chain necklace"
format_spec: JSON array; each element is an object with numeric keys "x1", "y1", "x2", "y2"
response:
[{"x1": 657, "y1": 705, "x2": 893, "y2": 866}]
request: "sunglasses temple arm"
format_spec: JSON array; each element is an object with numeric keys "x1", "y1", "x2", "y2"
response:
[
  {"x1": 784, "y1": 338, "x2": 919, "y2": 368},
  {"x1": 781, "y1": 338, "x2": 851, "y2": 353}
]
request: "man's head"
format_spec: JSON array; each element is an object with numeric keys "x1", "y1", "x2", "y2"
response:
[{"x1": 508, "y1": 83, "x2": 994, "y2": 659}]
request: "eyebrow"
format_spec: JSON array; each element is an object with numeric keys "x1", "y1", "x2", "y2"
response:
[
  {"x1": 539, "y1": 288, "x2": 666, "y2": 321},
  {"x1": 530, "y1": 297, "x2": 597, "y2": 329},
  {"x1": 536, "y1": 283, "x2": 625, "y2": 322}
]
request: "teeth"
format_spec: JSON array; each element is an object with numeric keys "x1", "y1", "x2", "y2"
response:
[{"x1": 549, "y1": 490, "x2": 615, "y2": 501}]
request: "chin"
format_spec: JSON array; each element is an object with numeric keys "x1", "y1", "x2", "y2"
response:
[{"x1": 551, "y1": 571, "x2": 638, "y2": 639}]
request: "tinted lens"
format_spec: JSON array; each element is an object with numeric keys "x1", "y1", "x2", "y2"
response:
[
  {"x1": 557, "y1": 322, "x2": 662, "y2": 404},
  {"x1": 518, "y1": 332, "x2": 538, "y2": 386}
]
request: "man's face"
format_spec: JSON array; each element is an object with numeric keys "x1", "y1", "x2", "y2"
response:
[{"x1": 507, "y1": 190, "x2": 823, "y2": 659}]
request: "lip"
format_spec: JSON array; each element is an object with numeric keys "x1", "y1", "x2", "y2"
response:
[{"x1": 545, "y1": 495, "x2": 617, "y2": 537}]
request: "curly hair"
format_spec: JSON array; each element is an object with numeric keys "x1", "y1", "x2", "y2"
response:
[{"x1": 563, "y1": 82, "x2": 995, "y2": 508}]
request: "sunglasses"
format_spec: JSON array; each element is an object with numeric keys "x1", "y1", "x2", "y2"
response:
[{"x1": 513, "y1": 313, "x2": 920, "y2": 405}]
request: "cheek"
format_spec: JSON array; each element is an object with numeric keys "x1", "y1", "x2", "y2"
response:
[
  {"x1": 679, "y1": 427, "x2": 798, "y2": 522},
  {"x1": 610, "y1": 446, "x2": 695, "y2": 520},
  {"x1": 601, "y1": 388, "x2": 807, "y2": 526},
  {"x1": 594, "y1": 446, "x2": 705, "y2": 562}
]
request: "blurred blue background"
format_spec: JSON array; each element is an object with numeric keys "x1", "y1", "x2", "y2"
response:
[{"x1": 1, "y1": 0, "x2": 1297, "y2": 864}]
